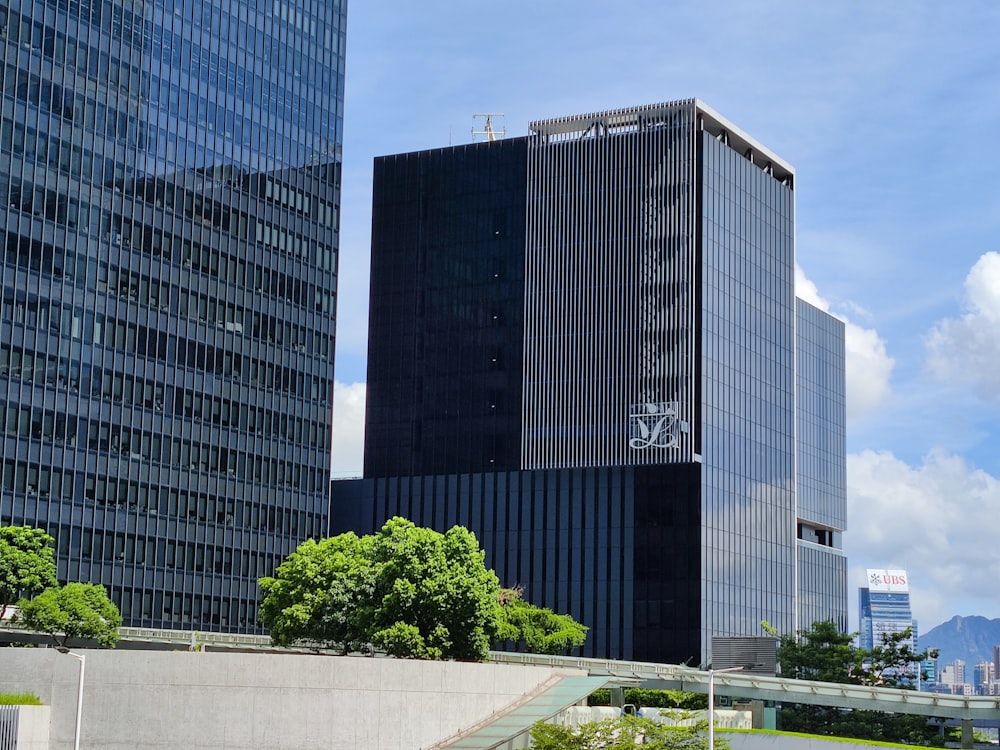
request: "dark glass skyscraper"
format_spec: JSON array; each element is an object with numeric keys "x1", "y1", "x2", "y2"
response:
[
  {"x1": 333, "y1": 100, "x2": 846, "y2": 663},
  {"x1": 1, "y1": 0, "x2": 345, "y2": 632}
]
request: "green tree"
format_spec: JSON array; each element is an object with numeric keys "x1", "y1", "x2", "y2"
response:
[
  {"x1": 259, "y1": 532, "x2": 374, "y2": 653},
  {"x1": 259, "y1": 517, "x2": 504, "y2": 661},
  {"x1": 776, "y1": 619, "x2": 859, "y2": 683},
  {"x1": 18, "y1": 582, "x2": 121, "y2": 648},
  {"x1": 776, "y1": 621, "x2": 939, "y2": 743},
  {"x1": 498, "y1": 587, "x2": 588, "y2": 654},
  {"x1": 0, "y1": 525, "x2": 57, "y2": 619},
  {"x1": 865, "y1": 626, "x2": 931, "y2": 687},
  {"x1": 367, "y1": 518, "x2": 501, "y2": 660},
  {"x1": 529, "y1": 714, "x2": 723, "y2": 750}
]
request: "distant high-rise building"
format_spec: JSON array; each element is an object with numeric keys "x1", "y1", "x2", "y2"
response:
[
  {"x1": 1, "y1": 1, "x2": 346, "y2": 631},
  {"x1": 974, "y1": 661, "x2": 993, "y2": 695},
  {"x1": 332, "y1": 99, "x2": 848, "y2": 664},
  {"x1": 921, "y1": 655, "x2": 938, "y2": 687},
  {"x1": 859, "y1": 568, "x2": 916, "y2": 652},
  {"x1": 955, "y1": 659, "x2": 967, "y2": 686}
]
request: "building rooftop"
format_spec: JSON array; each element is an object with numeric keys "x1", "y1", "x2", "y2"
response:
[{"x1": 530, "y1": 98, "x2": 794, "y2": 185}]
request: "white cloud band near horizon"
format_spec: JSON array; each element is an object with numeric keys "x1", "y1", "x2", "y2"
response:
[{"x1": 927, "y1": 251, "x2": 1000, "y2": 398}]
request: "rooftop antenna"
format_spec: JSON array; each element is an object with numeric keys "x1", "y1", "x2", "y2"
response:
[{"x1": 472, "y1": 113, "x2": 505, "y2": 142}]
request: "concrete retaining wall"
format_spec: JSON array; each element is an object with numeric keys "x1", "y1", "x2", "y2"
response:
[{"x1": 0, "y1": 649, "x2": 578, "y2": 750}]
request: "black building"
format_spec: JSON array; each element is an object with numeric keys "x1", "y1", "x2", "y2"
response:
[
  {"x1": 333, "y1": 100, "x2": 847, "y2": 663},
  {"x1": 1, "y1": 0, "x2": 346, "y2": 632}
]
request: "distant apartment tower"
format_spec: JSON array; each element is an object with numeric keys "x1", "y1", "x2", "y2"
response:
[
  {"x1": 1, "y1": 1, "x2": 345, "y2": 631},
  {"x1": 333, "y1": 100, "x2": 848, "y2": 664},
  {"x1": 859, "y1": 569, "x2": 916, "y2": 652},
  {"x1": 974, "y1": 661, "x2": 994, "y2": 695}
]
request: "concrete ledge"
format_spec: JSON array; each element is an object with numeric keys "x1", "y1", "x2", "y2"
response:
[{"x1": 0, "y1": 649, "x2": 582, "y2": 750}]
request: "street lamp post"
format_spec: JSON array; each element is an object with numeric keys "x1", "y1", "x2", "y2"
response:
[
  {"x1": 57, "y1": 648, "x2": 85, "y2": 750},
  {"x1": 708, "y1": 666, "x2": 746, "y2": 750}
]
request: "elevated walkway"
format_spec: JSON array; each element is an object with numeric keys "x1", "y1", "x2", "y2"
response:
[{"x1": 490, "y1": 652, "x2": 1000, "y2": 722}]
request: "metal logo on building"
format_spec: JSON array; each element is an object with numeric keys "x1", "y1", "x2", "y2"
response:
[{"x1": 629, "y1": 402, "x2": 683, "y2": 450}]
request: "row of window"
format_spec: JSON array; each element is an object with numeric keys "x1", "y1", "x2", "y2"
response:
[
  {"x1": 122, "y1": 591, "x2": 259, "y2": 629},
  {"x1": 118, "y1": 588, "x2": 261, "y2": 630},
  {"x1": 127, "y1": 167, "x2": 338, "y2": 224},
  {"x1": 88, "y1": 367, "x2": 327, "y2": 444},
  {"x1": 32, "y1": 0, "x2": 145, "y2": 38},
  {"x1": 4, "y1": 460, "x2": 327, "y2": 537},
  {"x1": 3, "y1": 371, "x2": 328, "y2": 451},
  {"x1": 8, "y1": 0, "x2": 340, "y2": 146},
  {"x1": 119, "y1": 206, "x2": 337, "y2": 275},
  {"x1": 3, "y1": 6, "x2": 145, "y2": 95},
  {"x1": 7, "y1": 181, "x2": 89, "y2": 229},
  {"x1": 5, "y1": 67, "x2": 146, "y2": 146},
  {"x1": 3, "y1": 408, "x2": 323, "y2": 490},
  {"x1": 2, "y1": 183, "x2": 336, "y2": 317},
  {"x1": 149, "y1": 8, "x2": 336, "y2": 122},
  {"x1": 76, "y1": 528, "x2": 273, "y2": 576},
  {"x1": 1, "y1": 290, "x2": 331, "y2": 403},
  {"x1": 2, "y1": 111, "x2": 335, "y2": 265},
  {"x1": 3, "y1": 117, "x2": 126, "y2": 187}
]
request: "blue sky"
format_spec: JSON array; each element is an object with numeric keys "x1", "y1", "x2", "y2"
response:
[{"x1": 331, "y1": 0, "x2": 1000, "y2": 634}]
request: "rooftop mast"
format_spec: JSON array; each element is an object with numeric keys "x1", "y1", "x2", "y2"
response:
[{"x1": 471, "y1": 113, "x2": 506, "y2": 142}]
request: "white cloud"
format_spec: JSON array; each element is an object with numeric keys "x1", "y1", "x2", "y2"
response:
[
  {"x1": 331, "y1": 381, "x2": 366, "y2": 477},
  {"x1": 926, "y1": 252, "x2": 1000, "y2": 397},
  {"x1": 796, "y1": 266, "x2": 895, "y2": 424},
  {"x1": 846, "y1": 449, "x2": 1000, "y2": 629}
]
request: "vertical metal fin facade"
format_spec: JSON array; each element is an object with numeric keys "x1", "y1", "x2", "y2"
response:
[
  {"x1": 523, "y1": 101, "x2": 698, "y2": 470},
  {"x1": 0, "y1": 707, "x2": 16, "y2": 750}
]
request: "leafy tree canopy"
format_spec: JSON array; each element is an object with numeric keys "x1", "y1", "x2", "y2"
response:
[
  {"x1": 776, "y1": 621, "x2": 937, "y2": 744},
  {"x1": 260, "y1": 517, "x2": 503, "y2": 660},
  {"x1": 529, "y1": 714, "x2": 724, "y2": 750},
  {"x1": 776, "y1": 619, "x2": 859, "y2": 683},
  {"x1": 777, "y1": 620, "x2": 931, "y2": 688},
  {"x1": 865, "y1": 626, "x2": 932, "y2": 688},
  {"x1": 260, "y1": 518, "x2": 591, "y2": 660},
  {"x1": 498, "y1": 587, "x2": 588, "y2": 655},
  {"x1": 367, "y1": 518, "x2": 501, "y2": 660},
  {"x1": 0, "y1": 525, "x2": 57, "y2": 619},
  {"x1": 259, "y1": 532, "x2": 374, "y2": 653},
  {"x1": 18, "y1": 582, "x2": 121, "y2": 648}
]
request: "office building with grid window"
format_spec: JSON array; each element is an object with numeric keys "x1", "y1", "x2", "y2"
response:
[
  {"x1": 1, "y1": 0, "x2": 345, "y2": 632},
  {"x1": 332, "y1": 99, "x2": 847, "y2": 664},
  {"x1": 859, "y1": 569, "x2": 916, "y2": 652}
]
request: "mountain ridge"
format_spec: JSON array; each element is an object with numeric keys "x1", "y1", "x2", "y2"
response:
[{"x1": 920, "y1": 615, "x2": 1000, "y2": 671}]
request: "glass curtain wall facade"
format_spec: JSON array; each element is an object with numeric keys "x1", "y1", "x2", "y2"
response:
[
  {"x1": 796, "y1": 298, "x2": 848, "y2": 631},
  {"x1": 1, "y1": 0, "x2": 345, "y2": 632},
  {"x1": 697, "y1": 128, "x2": 797, "y2": 644},
  {"x1": 336, "y1": 100, "x2": 847, "y2": 663},
  {"x1": 859, "y1": 569, "x2": 915, "y2": 652}
]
